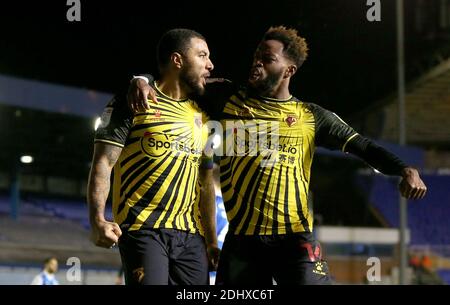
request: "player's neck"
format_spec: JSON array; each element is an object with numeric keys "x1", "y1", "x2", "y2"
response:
[
  {"x1": 261, "y1": 83, "x2": 291, "y2": 100},
  {"x1": 155, "y1": 76, "x2": 189, "y2": 101}
]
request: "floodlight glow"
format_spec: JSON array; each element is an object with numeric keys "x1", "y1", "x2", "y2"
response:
[
  {"x1": 94, "y1": 117, "x2": 101, "y2": 131},
  {"x1": 20, "y1": 155, "x2": 34, "y2": 164}
]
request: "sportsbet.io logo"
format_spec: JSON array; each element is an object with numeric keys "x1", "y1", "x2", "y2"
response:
[
  {"x1": 141, "y1": 132, "x2": 170, "y2": 158},
  {"x1": 140, "y1": 132, "x2": 202, "y2": 158}
]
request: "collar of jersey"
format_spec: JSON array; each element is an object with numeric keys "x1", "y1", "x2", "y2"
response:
[
  {"x1": 153, "y1": 81, "x2": 189, "y2": 102},
  {"x1": 258, "y1": 94, "x2": 293, "y2": 102}
]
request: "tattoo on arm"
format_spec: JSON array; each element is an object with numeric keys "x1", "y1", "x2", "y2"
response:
[{"x1": 87, "y1": 144, "x2": 122, "y2": 224}]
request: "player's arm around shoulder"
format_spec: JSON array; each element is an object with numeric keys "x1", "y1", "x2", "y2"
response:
[{"x1": 127, "y1": 74, "x2": 159, "y2": 113}]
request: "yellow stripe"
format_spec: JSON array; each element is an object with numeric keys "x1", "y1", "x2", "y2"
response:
[
  {"x1": 117, "y1": 155, "x2": 159, "y2": 206},
  {"x1": 176, "y1": 169, "x2": 199, "y2": 231},
  {"x1": 224, "y1": 157, "x2": 254, "y2": 222},
  {"x1": 154, "y1": 160, "x2": 189, "y2": 228},
  {"x1": 175, "y1": 167, "x2": 195, "y2": 231},
  {"x1": 131, "y1": 158, "x2": 182, "y2": 231},
  {"x1": 115, "y1": 143, "x2": 142, "y2": 174},
  {"x1": 261, "y1": 169, "x2": 279, "y2": 235},
  {"x1": 192, "y1": 185, "x2": 204, "y2": 235},
  {"x1": 277, "y1": 166, "x2": 287, "y2": 234},
  {"x1": 184, "y1": 180, "x2": 200, "y2": 232},
  {"x1": 341, "y1": 133, "x2": 359, "y2": 152},
  {"x1": 114, "y1": 154, "x2": 160, "y2": 224}
]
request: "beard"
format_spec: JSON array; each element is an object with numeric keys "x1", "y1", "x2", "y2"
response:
[
  {"x1": 180, "y1": 65, "x2": 205, "y2": 97},
  {"x1": 250, "y1": 71, "x2": 283, "y2": 96}
]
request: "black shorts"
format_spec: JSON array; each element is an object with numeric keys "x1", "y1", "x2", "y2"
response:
[
  {"x1": 118, "y1": 228, "x2": 209, "y2": 285},
  {"x1": 216, "y1": 232, "x2": 332, "y2": 285}
]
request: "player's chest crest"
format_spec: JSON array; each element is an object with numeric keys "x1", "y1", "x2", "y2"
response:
[{"x1": 284, "y1": 113, "x2": 299, "y2": 127}]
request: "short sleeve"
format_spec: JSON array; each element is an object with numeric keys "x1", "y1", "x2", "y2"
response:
[
  {"x1": 308, "y1": 103, "x2": 358, "y2": 151},
  {"x1": 94, "y1": 94, "x2": 133, "y2": 147}
]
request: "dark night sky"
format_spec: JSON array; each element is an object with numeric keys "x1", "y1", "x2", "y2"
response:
[{"x1": 0, "y1": 0, "x2": 439, "y2": 117}]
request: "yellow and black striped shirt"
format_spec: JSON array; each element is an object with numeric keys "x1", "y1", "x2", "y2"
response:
[
  {"x1": 95, "y1": 82, "x2": 208, "y2": 234},
  {"x1": 205, "y1": 86, "x2": 357, "y2": 235}
]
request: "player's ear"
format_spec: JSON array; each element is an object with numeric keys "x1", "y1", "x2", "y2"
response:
[
  {"x1": 284, "y1": 64, "x2": 297, "y2": 78},
  {"x1": 171, "y1": 52, "x2": 183, "y2": 69}
]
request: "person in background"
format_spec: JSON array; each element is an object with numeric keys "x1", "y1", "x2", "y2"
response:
[
  {"x1": 30, "y1": 257, "x2": 59, "y2": 285},
  {"x1": 414, "y1": 254, "x2": 444, "y2": 284}
]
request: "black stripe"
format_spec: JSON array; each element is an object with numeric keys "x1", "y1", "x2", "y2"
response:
[
  {"x1": 220, "y1": 155, "x2": 231, "y2": 165},
  {"x1": 239, "y1": 160, "x2": 266, "y2": 234},
  {"x1": 171, "y1": 165, "x2": 193, "y2": 228},
  {"x1": 151, "y1": 155, "x2": 188, "y2": 227},
  {"x1": 124, "y1": 137, "x2": 141, "y2": 146},
  {"x1": 298, "y1": 174, "x2": 310, "y2": 228},
  {"x1": 299, "y1": 140, "x2": 309, "y2": 183},
  {"x1": 284, "y1": 167, "x2": 293, "y2": 234},
  {"x1": 220, "y1": 156, "x2": 239, "y2": 183},
  {"x1": 174, "y1": 129, "x2": 194, "y2": 140},
  {"x1": 187, "y1": 171, "x2": 200, "y2": 232},
  {"x1": 293, "y1": 167, "x2": 310, "y2": 232},
  {"x1": 229, "y1": 153, "x2": 248, "y2": 173},
  {"x1": 225, "y1": 98, "x2": 243, "y2": 111},
  {"x1": 254, "y1": 163, "x2": 277, "y2": 235},
  {"x1": 221, "y1": 156, "x2": 249, "y2": 213},
  {"x1": 133, "y1": 113, "x2": 148, "y2": 118},
  {"x1": 271, "y1": 165, "x2": 283, "y2": 235},
  {"x1": 123, "y1": 153, "x2": 178, "y2": 227},
  {"x1": 307, "y1": 135, "x2": 314, "y2": 161},
  {"x1": 119, "y1": 158, "x2": 154, "y2": 198},
  {"x1": 277, "y1": 134, "x2": 304, "y2": 140},
  {"x1": 116, "y1": 158, "x2": 155, "y2": 214},
  {"x1": 162, "y1": 125, "x2": 187, "y2": 134},
  {"x1": 120, "y1": 151, "x2": 141, "y2": 167},
  {"x1": 300, "y1": 178, "x2": 309, "y2": 205},
  {"x1": 220, "y1": 166, "x2": 232, "y2": 179},
  {"x1": 118, "y1": 152, "x2": 170, "y2": 213},
  {"x1": 221, "y1": 182, "x2": 232, "y2": 194},
  {"x1": 119, "y1": 157, "x2": 150, "y2": 190},
  {"x1": 221, "y1": 155, "x2": 242, "y2": 178},
  {"x1": 221, "y1": 113, "x2": 240, "y2": 120},
  {"x1": 219, "y1": 158, "x2": 233, "y2": 177},
  {"x1": 228, "y1": 156, "x2": 260, "y2": 232}
]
